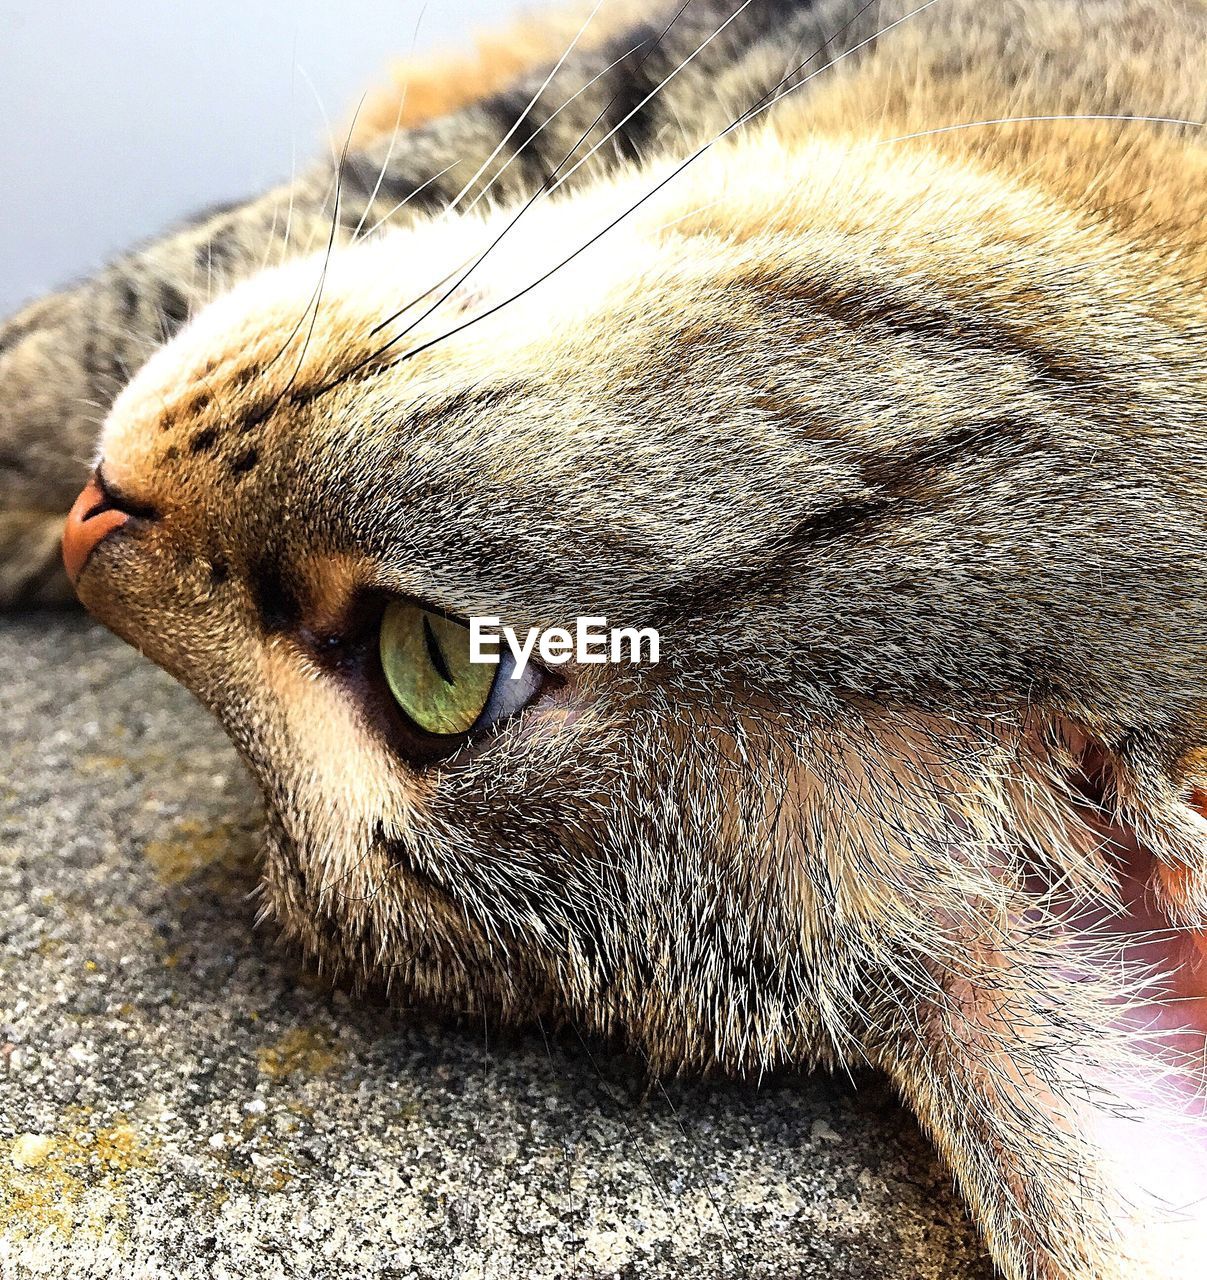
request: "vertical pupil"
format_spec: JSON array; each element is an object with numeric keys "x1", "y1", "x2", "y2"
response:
[{"x1": 422, "y1": 614, "x2": 456, "y2": 685}]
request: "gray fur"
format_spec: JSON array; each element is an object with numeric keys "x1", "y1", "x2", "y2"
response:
[{"x1": 3, "y1": 3, "x2": 1206, "y2": 1277}]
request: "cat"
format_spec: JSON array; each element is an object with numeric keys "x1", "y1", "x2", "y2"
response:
[{"x1": 3, "y1": 1, "x2": 1206, "y2": 1276}]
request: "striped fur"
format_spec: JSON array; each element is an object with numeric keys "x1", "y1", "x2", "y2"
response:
[{"x1": 5, "y1": 3, "x2": 1207, "y2": 1277}]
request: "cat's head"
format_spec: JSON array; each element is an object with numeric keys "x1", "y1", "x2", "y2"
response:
[{"x1": 67, "y1": 134, "x2": 1207, "y2": 1073}]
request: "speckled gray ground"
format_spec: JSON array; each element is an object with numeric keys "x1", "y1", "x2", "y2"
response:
[{"x1": 0, "y1": 615, "x2": 995, "y2": 1280}]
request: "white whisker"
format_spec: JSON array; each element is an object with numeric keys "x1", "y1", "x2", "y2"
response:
[
  {"x1": 874, "y1": 113, "x2": 1205, "y2": 147},
  {"x1": 357, "y1": 160, "x2": 461, "y2": 241},
  {"x1": 391, "y1": 0, "x2": 951, "y2": 368},
  {"x1": 548, "y1": 0, "x2": 759, "y2": 194},
  {"x1": 443, "y1": 0, "x2": 611, "y2": 213},
  {"x1": 278, "y1": 36, "x2": 302, "y2": 264},
  {"x1": 723, "y1": 0, "x2": 948, "y2": 136},
  {"x1": 350, "y1": 2, "x2": 429, "y2": 243},
  {"x1": 356, "y1": 0, "x2": 766, "y2": 361},
  {"x1": 463, "y1": 41, "x2": 647, "y2": 217}
]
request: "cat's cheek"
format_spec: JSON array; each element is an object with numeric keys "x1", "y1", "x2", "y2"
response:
[
  {"x1": 255, "y1": 635, "x2": 427, "y2": 820},
  {"x1": 151, "y1": 627, "x2": 439, "y2": 932}
]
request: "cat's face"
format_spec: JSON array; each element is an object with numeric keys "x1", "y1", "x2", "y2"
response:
[{"x1": 68, "y1": 135, "x2": 1207, "y2": 1075}]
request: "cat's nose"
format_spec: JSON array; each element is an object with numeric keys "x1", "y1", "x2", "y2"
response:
[{"x1": 62, "y1": 473, "x2": 130, "y2": 583}]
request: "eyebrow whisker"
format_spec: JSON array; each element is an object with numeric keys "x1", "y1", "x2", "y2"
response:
[
  {"x1": 442, "y1": 0, "x2": 612, "y2": 215},
  {"x1": 349, "y1": 3, "x2": 431, "y2": 243}
]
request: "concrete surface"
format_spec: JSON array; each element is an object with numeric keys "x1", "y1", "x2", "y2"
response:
[{"x1": 0, "y1": 614, "x2": 995, "y2": 1279}]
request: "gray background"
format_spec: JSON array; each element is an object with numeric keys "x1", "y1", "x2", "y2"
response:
[{"x1": 0, "y1": 0, "x2": 513, "y2": 315}]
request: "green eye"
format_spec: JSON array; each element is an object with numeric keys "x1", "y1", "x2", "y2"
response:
[{"x1": 379, "y1": 601, "x2": 494, "y2": 737}]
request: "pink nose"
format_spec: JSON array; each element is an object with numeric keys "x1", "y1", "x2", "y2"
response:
[{"x1": 62, "y1": 474, "x2": 130, "y2": 583}]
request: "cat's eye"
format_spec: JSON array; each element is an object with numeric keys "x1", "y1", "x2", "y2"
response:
[{"x1": 378, "y1": 600, "x2": 540, "y2": 749}]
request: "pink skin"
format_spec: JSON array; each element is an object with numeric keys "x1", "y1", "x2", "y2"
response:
[{"x1": 1064, "y1": 816, "x2": 1207, "y2": 1238}]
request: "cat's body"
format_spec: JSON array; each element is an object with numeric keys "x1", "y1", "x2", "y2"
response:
[{"x1": 3, "y1": 3, "x2": 1206, "y2": 1277}]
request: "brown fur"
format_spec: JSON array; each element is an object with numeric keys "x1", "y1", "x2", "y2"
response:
[
  {"x1": 3, "y1": 2, "x2": 1207, "y2": 1276},
  {"x1": 350, "y1": 1, "x2": 649, "y2": 141}
]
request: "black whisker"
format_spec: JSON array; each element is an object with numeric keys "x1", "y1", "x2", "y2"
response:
[
  {"x1": 567, "y1": 1022, "x2": 685, "y2": 1225},
  {"x1": 260, "y1": 167, "x2": 340, "y2": 374},
  {"x1": 364, "y1": 0, "x2": 698, "y2": 347},
  {"x1": 253, "y1": 92, "x2": 369, "y2": 431},
  {"x1": 368, "y1": 0, "x2": 949, "y2": 374},
  {"x1": 639, "y1": 1052, "x2": 753, "y2": 1280},
  {"x1": 309, "y1": 0, "x2": 700, "y2": 402},
  {"x1": 280, "y1": 94, "x2": 368, "y2": 393}
]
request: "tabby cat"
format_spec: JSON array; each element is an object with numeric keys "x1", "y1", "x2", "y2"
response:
[{"x1": 3, "y1": 2, "x2": 1206, "y2": 1276}]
